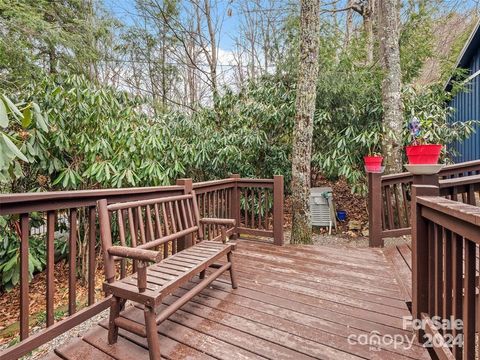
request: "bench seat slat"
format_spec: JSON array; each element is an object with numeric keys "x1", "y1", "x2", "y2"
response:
[{"x1": 105, "y1": 242, "x2": 235, "y2": 306}]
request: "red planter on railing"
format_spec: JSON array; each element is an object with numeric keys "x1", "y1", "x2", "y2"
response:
[
  {"x1": 364, "y1": 155, "x2": 383, "y2": 172},
  {"x1": 405, "y1": 144, "x2": 442, "y2": 164}
]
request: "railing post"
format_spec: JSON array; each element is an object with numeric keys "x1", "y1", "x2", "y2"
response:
[
  {"x1": 273, "y1": 175, "x2": 284, "y2": 246},
  {"x1": 176, "y1": 178, "x2": 193, "y2": 250},
  {"x1": 413, "y1": 174, "x2": 439, "y2": 188},
  {"x1": 229, "y1": 174, "x2": 241, "y2": 239},
  {"x1": 368, "y1": 172, "x2": 383, "y2": 247},
  {"x1": 411, "y1": 181, "x2": 439, "y2": 342}
]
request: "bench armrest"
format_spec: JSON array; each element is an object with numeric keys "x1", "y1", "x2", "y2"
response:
[
  {"x1": 200, "y1": 218, "x2": 236, "y2": 226},
  {"x1": 108, "y1": 246, "x2": 162, "y2": 263}
]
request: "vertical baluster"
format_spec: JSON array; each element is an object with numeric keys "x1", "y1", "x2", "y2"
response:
[
  {"x1": 88, "y1": 207, "x2": 96, "y2": 305},
  {"x1": 208, "y1": 192, "x2": 213, "y2": 238},
  {"x1": 180, "y1": 199, "x2": 188, "y2": 228},
  {"x1": 127, "y1": 208, "x2": 137, "y2": 272},
  {"x1": 222, "y1": 189, "x2": 226, "y2": 218},
  {"x1": 202, "y1": 193, "x2": 206, "y2": 219},
  {"x1": 161, "y1": 203, "x2": 170, "y2": 258},
  {"x1": 213, "y1": 190, "x2": 217, "y2": 218},
  {"x1": 381, "y1": 188, "x2": 386, "y2": 231},
  {"x1": 205, "y1": 192, "x2": 210, "y2": 238},
  {"x1": 258, "y1": 189, "x2": 262, "y2": 229},
  {"x1": 117, "y1": 210, "x2": 127, "y2": 279},
  {"x1": 213, "y1": 191, "x2": 217, "y2": 236},
  {"x1": 68, "y1": 209, "x2": 77, "y2": 315},
  {"x1": 402, "y1": 184, "x2": 409, "y2": 226},
  {"x1": 153, "y1": 203, "x2": 163, "y2": 253},
  {"x1": 20, "y1": 213, "x2": 29, "y2": 340},
  {"x1": 128, "y1": 208, "x2": 137, "y2": 247},
  {"x1": 185, "y1": 198, "x2": 194, "y2": 228},
  {"x1": 463, "y1": 238, "x2": 476, "y2": 359},
  {"x1": 250, "y1": 188, "x2": 255, "y2": 228},
  {"x1": 168, "y1": 202, "x2": 177, "y2": 253},
  {"x1": 154, "y1": 204, "x2": 163, "y2": 237},
  {"x1": 467, "y1": 184, "x2": 476, "y2": 205},
  {"x1": 428, "y1": 223, "x2": 435, "y2": 315},
  {"x1": 385, "y1": 185, "x2": 394, "y2": 230},
  {"x1": 452, "y1": 186, "x2": 459, "y2": 202},
  {"x1": 264, "y1": 190, "x2": 269, "y2": 230},
  {"x1": 451, "y1": 234, "x2": 463, "y2": 359},
  {"x1": 227, "y1": 188, "x2": 232, "y2": 218},
  {"x1": 443, "y1": 229, "x2": 452, "y2": 337},
  {"x1": 46, "y1": 211, "x2": 55, "y2": 326},
  {"x1": 175, "y1": 200, "x2": 184, "y2": 231},
  {"x1": 137, "y1": 207, "x2": 146, "y2": 244},
  {"x1": 218, "y1": 189, "x2": 222, "y2": 218},
  {"x1": 244, "y1": 188, "x2": 248, "y2": 228},
  {"x1": 434, "y1": 224, "x2": 443, "y2": 321},
  {"x1": 145, "y1": 205, "x2": 155, "y2": 242},
  {"x1": 393, "y1": 184, "x2": 404, "y2": 228}
]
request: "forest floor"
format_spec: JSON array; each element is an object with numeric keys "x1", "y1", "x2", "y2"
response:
[
  {"x1": 0, "y1": 259, "x2": 106, "y2": 352},
  {"x1": 284, "y1": 176, "x2": 370, "y2": 238}
]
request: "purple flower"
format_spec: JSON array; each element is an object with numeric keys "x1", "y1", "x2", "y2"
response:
[{"x1": 409, "y1": 116, "x2": 421, "y2": 138}]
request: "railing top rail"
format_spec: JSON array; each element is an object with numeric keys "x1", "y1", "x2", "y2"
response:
[
  {"x1": 439, "y1": 174, "x2": 480, "y2": 188},
  {"x1": 380, "y1": 160, "x2": 480, "y2": 185},
  {"x1": 381, "y1": 171, "x2": 412, "y2": 182},
  {"x1": 107, "y1": 193, "x2": 193, "y2": 211},
  {"x1": 0, "y1": 185, "x2": 184, "y2": 204},
  {"x1": 237, "y1": 178, "x2": 274, "y2": 183},
  {"x1": 438, "y1": 159, "x2": 480, "y2": 171},
  {"x1": 192, "y1": 178, "x2": 236, "y2": 189},
  {"x1": 417, "y1": 195, "x2": 480, "y2": 226}
]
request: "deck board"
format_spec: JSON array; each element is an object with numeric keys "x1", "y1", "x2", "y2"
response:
[
  {"x1": 42, "y1": 239, "x2": 430, "y2": 360},
  {"x1": 383, "y1": 243, "x2": 413, "y2": 304}
]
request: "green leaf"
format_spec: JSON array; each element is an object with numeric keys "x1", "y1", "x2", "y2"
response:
[
  {"x1": 2, "y1": 133, "x2": 29, "y2": 162},
  {"x1": 2, "y1": 95, "x2": 22, "y2": 119},
  {"x1": 22, "y1": 106, "x2": 32, "y2": 128},
  {"x1": 0, "y1": 99, "x2": 8, "y2": 128},
  {"x1": 32, "y1": 103, "x2": 48, "y2": 132}
]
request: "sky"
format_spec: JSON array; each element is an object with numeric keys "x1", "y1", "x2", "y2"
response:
[{"x1": 103, "y1": 0, "x2": 241, "y2": 51}]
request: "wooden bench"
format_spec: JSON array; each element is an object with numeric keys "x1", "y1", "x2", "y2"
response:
[{"x1": 97, "y1": 191, "x2": 237, "y2": 360}]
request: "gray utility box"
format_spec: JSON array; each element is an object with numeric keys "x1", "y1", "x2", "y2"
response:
[{"x1": 310, "y1": 187, "x2": 333, "y2": 227}]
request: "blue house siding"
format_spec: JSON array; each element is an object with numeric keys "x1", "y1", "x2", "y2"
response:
[{"x1": 447, "y1": 22, "x2": 480, "y2": 163}]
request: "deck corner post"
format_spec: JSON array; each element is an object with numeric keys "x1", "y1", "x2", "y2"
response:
[
  {"x1": 411, "y1": 182, "x2": 439, "y2": 342},
  {"x1": 368, "y1": 172, "x2": 383, "y2": 247},
  {"x1": 273, "y1": 175, "x2": 284, "y2": 246},
  {"x1": 176, "y1": 178, "x2": 193, "y2": 249},
  {"x1": 229, "y1": 174, "x2": 241, "y2": 239}
]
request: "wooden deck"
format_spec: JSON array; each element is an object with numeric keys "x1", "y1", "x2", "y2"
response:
[{"x1": 44, "y1": 239, "x2": 430, "y2": 360}]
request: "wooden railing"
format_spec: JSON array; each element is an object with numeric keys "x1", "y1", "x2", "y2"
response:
[
  {"x1": 412, "y1": 181, "x2": 479, "y2": 359},
  {"x1": 368, "y1": 160, "x2": 480, "y2": 246},
  {"x1": 0, "y1": 175, "x2": 284, "y2": 359}
]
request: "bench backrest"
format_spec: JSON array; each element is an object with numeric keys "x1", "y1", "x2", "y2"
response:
[{"x1": 97, "y1": 192, "x2": 203, "y2": 282}]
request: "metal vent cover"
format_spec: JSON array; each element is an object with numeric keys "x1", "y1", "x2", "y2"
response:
[{"x1": 310, "y1": 187, "x2": 333, "y2": 227}]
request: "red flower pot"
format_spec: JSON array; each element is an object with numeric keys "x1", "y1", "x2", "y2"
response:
[
  {"x1": 406, "y1": 144, "x2": 442, "y2": 164},
  {"x1": 364, "y1": 155, "x2": 383, "y2": 172}
]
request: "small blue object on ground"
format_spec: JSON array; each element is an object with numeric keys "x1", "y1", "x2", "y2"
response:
[{"x1": 336, "y1": 210, "x2": 347, "y2": 221}]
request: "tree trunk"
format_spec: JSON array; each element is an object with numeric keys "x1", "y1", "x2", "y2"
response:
[
  {"x1": 290, "y1": 0, "x2": 320, "y2": 245},
  {"x1": 378, "y1": 0, "x2": 403, "y2": 174},
  {"x1": 204, "y1": 0, "x2": 218, "y2": 101},
  {"x1": 345, "y1": 0, "x2": 353, "y2": 49}
]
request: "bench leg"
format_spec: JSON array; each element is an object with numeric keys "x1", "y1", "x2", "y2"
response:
[
  {"x1": 108, "y1": 296, "x2": 121, "y2": 344},
  {"x1": 144, "y1": 306, "x2": 161, "y2": 360},
  {"x1": 227, "y1": 251, "x2": 238, "y2": 289},
  {"x1": 199, "y1": 270, "x2": 206, "y2": 279}
]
